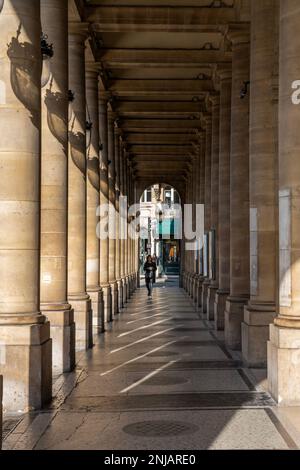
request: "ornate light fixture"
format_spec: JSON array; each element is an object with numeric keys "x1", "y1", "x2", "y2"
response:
[
  {"x1": 86, "y1": 120, "x2": 93, "y2": 150},
  {"x1": 68, "y1": 90, "x2": 75, "y2": 123},
  {"x1": 41, "y1": 33, "x2": 54, "y2": 88},
  {"x1": 240, "y1": 81, "x2": 250, "y2": 99}
]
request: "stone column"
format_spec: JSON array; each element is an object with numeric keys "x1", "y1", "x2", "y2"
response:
[
  {"x1": 128, "y1": 168, "x2": 134, "y2": 294},
  {"x1": 197, "y1": 133, "x2": 206, "y2": 308},
  {"x1": 68, "y1": 23, "x2": 92, "y2": 351},
  {"x1": 224, "y1": 28, "x2": 250, "y2": 350},
  {"x1": 214, "y1": 69, "x2": 232, "y2": 330},
  {"x1": 207, "y1": 95, "x2": 220, "y2": 320},
  {"x1": 99, "y1": 92, "x2": 112, "y2": 322},
  {"x1": 243, "y1": 0, "x2": 279, "y2": 366},
  {"x1": 124, "y1": 157, "x2": 130, "y2": 300},
  {"x1": 201, "y1": 116, "x2": 212, "y2": 313},
  {"x1": 268, "y1": 0, "x2": 300, "y2": 405},
  {"x1": 193, "y1": 143, "x2": 202, "y2": 304},
  {"x1": 108, "y1": 110, "x2": 118, "y2": 315},
  {"x1": 191, "y1": 154, "x2": 198, "y2": 300},
  {"x1": 119, "y1": 142, "x2": 126, "y2": 306},
  {"x1": 127, "y1": 165, "x2": 133, "y2": 296},
  {"x1": 190, "y1": 167, "x2": 196, "y2": 296},
  {"x1": 115, "y1": 126, "x2": 123, "y2": 311},
  {"x1": 86, "y1": 65, "x2": 104, "y2": 333},
  {"x1": 0, "y1": 0, "x2": 52, "y2": 411},
  {"x1": 185, "y1": 176, "x2": 192, "y2": 293},
  {"x1": 40, "y1": 0, "x2": 75, "y2": 373}
]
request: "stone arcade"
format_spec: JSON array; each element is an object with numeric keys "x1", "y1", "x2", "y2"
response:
[{"x1": 1, "y1": 0, "x2": 300, "y2": 450}]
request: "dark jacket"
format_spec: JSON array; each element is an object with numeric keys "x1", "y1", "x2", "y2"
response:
[{"x1": 144, "y1": 261, "x2": 157, "y2": 281}]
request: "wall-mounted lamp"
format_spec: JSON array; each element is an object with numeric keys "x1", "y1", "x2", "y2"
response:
[
  {"x1": 240, "y1": 81, "x2": 250, "y2": 99},
  {"x1": 68, "y1": 90, "x2": 75, "y2": 123},
  {"x1": 86, "y1": 120, "x2": 93, "y2": 149},
  {"x1": 41, "y1": 32, "x2": 54, "y2": 88},
  {"x1": 68, "y1": 90, "x2": 75, "y2": 102}
]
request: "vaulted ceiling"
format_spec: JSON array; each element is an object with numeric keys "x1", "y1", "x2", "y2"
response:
[{"x1": 75, "y1": 0, "x2": 250, "y2": 193}]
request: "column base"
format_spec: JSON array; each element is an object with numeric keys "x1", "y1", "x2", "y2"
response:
[
  {"x1": 191, "y1": 275, "x2": 197, "y2": 302},
  {"x1": 242, "y1": 304, "x2": 276, "y2": 367},
  {"x1": 194, "y1": 276, "x2": 201, "y2": 304},
  {"x1": 196, "y1": 277, "x2": 204, "y2": 309},
  {"x1": 200, "y1": 280, "x2": 210, "y2": 314},
  {"x1": 41, "y1": 303, "x2": 75, "y2": 374},
  {"x1": 128, "y1": 274, "x2": 132, "y2": 299},
  {"x1": 188, "y1": 274, "x2": 193, "y2": 296},
  {"x1": 132, "y1": 273, "x2": 138, "y2": 292},
  {"x1": 68, "y1": 294, "x2": 93, "y2": 351},
  {"x1": 268, "y1": 323, "x2": 300, "y2": 406},
  {"x1": 102, "y1": 284, "x2": 112, "y2": 323},
  {"x1": 128, "y1": 275, "x2": 133, "y2": 296},
  {"x1": 122, "y1": 277, "x2": 128, "y2": 303},
  {"x1": 207, "y1": 285, "x2": 218, "y2": 321},
  {"x1": 88, "y1": 287, "x2": 105, "y2": 334},
  {"x1": 0, "y1": 321, "x2": 52, "y2": 412},
  {"x1": 225, "y1": 296, "x2": 248, "y2": 350},
  {"x1": 181, "y1": 272, "x2": 186, "y2": 290},
  {"x1": 214, "y1": 290, "x2": 229, "y2": 331},
  {"x1": 110, "y1": 281, "x2": 119, "y2": 316},
  {"x1": 117, "y1": 279, "x2": 124, "y2": 311},
  {"x1": 125, "y1": 276, "x2": 130, "y2": 301}
]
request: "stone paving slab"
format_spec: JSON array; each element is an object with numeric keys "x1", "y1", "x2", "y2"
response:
[
  {"x1": 62, "y1": 391, "x2": 275, "y2": 412},
  {"x1": 67, "y1": 369, "x2": 250, "y2": 397},
  {"x1": 32, "y1": 409, "x2": 292, "y2": 450},
  {"x1": 3, "y1": 281, "x2": 297, "y2": 450}
]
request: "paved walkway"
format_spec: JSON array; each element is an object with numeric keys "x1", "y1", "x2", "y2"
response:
[{"x1": 2, "y1": 278, "x2": 300, "y2": 450}]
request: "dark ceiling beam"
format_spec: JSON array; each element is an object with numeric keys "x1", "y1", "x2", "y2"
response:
[
  {"x1": 129, "y1": 144, "x2": 194, "y2": 153},
  {"x1": 120, "y1": 119, "x2": 202, "y2": 133},
  {"x1": 98, "y1": 49, "x2": 231, "y2": 68},
  {"x1": 109, "y1": 79, "x2": 214, "y2": 97},
  {"x1": 131, "y1": 154, "x2": 191, "y2": 162},
  {"x1": 86, "y1": 6, "x2": 237, "y2": 32},
  {"x1": 126, "y1": 133, "x2": 197, "y2": 145}
]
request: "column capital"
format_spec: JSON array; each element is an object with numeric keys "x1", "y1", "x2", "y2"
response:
[
  {"x1": 99, "y1": 90, "x2": 110, "y2": 105},
  {"x1": 121, "y1": 139, "x2": 128, "y2": 150},
  {"x1": 108, "y1": 109, "x2": 117, "y2": 125},
  {"x1": 217, "y1": 65, "x2": 232, "y2": 82},
  {"x1": 195, "y1": 129, "x2": 205, "y2": 141},
  {"x1": 115, "y1": 125, "x2": 123, "y2": 136},
  {"x1": 226, "y1": 24, "x2": 250, "y2": 46},
  {"x1": 209, "y1": 93, "x2": 220, "y2": 108},
  {"x1": 68, "y1": 21, "x2": 90, "y2": 42},
  {"x1": 85, "y1": 61, "x2": 99, "y2": 76},
  {"x1": 201, "y1": 113, "x2": 212, "y2": 129}
]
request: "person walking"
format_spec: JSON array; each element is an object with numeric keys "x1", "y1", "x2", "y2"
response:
[{"x1": 144, "y1": 255, "x2": 157, "y2": 298}]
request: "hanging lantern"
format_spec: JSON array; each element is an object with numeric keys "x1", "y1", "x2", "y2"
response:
[{"x1": 41, "y1": 33, "x2": 54, "y2": 88}]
